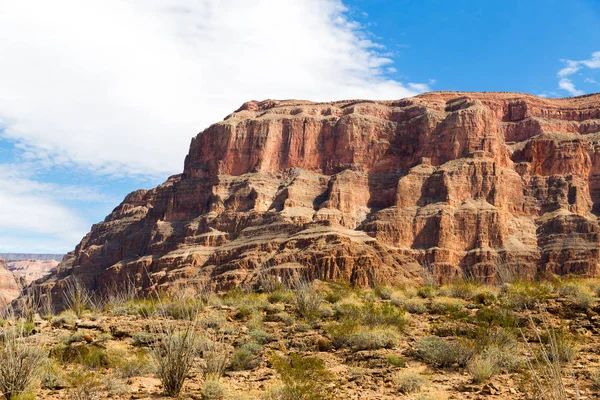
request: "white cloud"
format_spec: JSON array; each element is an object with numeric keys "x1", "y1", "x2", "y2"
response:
[
  {"x1": 558, "y1": 78, "x2": 585, "y2": 96},
  {"x1": 0, "y1": 0, "x2": 427, "y2": 180},
  {"x1": 0, "y1": 163, "x2": 112, "y2": 252},
  {"x1": 556, "y1": 51, "x2": 600, "y2": 96}
]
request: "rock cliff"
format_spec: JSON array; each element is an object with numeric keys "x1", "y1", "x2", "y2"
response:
[
  {"x1": 0, "y1": 257, "x2": 21, "y2": 306},
  {"x1": 46, "y1": 92, "x2": 600, "y2": 293}
]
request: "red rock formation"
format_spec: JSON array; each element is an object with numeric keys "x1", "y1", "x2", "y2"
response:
[
  {"x1": 46, "y1": 92, "x2": 600, "y2": 293},
  {"x1": 0, "y1": 257, "x2": 21, "y2": 306}
]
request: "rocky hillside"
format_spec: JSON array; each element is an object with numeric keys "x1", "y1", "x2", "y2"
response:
[{"x1": 46, "y1": 92, "x2": 600, "y2": 294}]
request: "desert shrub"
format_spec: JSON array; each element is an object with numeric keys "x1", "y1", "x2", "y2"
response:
[
  {"x1": 523, "y1": 315, "x2": 580, "y2": 400},
  {"x1": 231, "y1": 343, "x2": 262, "y2": 371},
  {"x1": 361, "y1": 302, "x2": 406, "y2": 330},
  {"x1": 467, "y1": 354, "x2": 497, "y2": 383},
  {"x1": 503, "y1": 282, "x2": 553, "y2": 309},
  {"x1": 51, "y1": 342, "x2": 111, "y2": 369},
  {"x1": 66, "y1": 367, "x2": 104, "y2": 400},
  {"x1": 202, "y1": 340, "x2": 228, "y2": 381},
  {"x1": 271, "y1": 353, "x2": 334, "y2": 400},
  {"x1": 403, "y1": 299, "x2": 427, "y2": 314},
  {"x1": 374, "y1": 286, "x2": 393, "y2": 300},
  {"x1": 430, "y1": 297, "x2": 466, "y2": 316},
  {"x1": 387, "y1": 354, "x2": 406, "y2": 367},
  {"x1": 346, "y1": 328, "x2": 399, "y2": 350},
  {"x1": 324, "y1": 320, "x2": 359, "y2": 349},
  {"x1": 62, "y1": 278, "x2": 94, "y2": 318},
  {"x1": 163, "y1": 300, "x2": 205, "y2": 320},
  {"x1": 291, "y1": 279, "x2": 323, "y2": 322},
  {"x1": 132, "y1": 332, "x2": 156, "y2": 347},
  {"x1": 323, "y1": 281, "x2": 355, "y2": 304},
  {"x1": 558, "y1": 283, "x2": 595, "y2": 309},
  {"x1": 441, "y1": 281, "x2": 480, "y2": 299},
  {"x1": 153, "y1": 326, "x2": 199, "y2": 397},
  {"x1": 200, "y1": 314, "x2": 227, "y2": 330},
  {"x1": 541, "y1": 328, "x2": 578, "y2": 363},
  {"x1": 415, "y1": 337, "x2": 472, "y2": 367},
  {"x1": 201, "y1": 379, "x2": 226, "y2": 400},
  {"x1": 395, "y1": 373, "x2": 427, "y2": 394},
  {"x1": 0, "y1": 326, "x2": 46, "y2": 400},
  {"x1": 474, "y1": 306, "x2": 519, "y2": 329},
  {"x1": 114, "y1": 349, "x2": 152, "y2": 378},
  {"x1": 249, "y1": 329, "x2": 270, "y2": 344},
  {"x1": 267, "y1": 290, "x2": 294, "y2": 304},
  {"x1": 417, "y1": 286, "x2": 436, "y2": 299}
]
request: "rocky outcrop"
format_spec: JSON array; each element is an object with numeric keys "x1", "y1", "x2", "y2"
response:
[
  {"x1": 45, "y1": 92, "x2": 600, "y2": 294},
  {"x1": 0, "y1": 257, "x2": 21, "y2": 306}
]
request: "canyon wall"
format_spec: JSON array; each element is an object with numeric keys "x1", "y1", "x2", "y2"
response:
[{"x1": 44, "y1": 92, "x2": 600, "y2": 293}]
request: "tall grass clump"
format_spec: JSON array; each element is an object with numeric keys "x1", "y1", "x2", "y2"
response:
[
  {"x1": 62, "y1": 277, "x2": 94, "y2": 318},
  {"x1": 0, "y1": 324, "x2": 46, "y2": 400},
  {"x1": 290, "y1": 277, "x2": 323, "y2": 322}
]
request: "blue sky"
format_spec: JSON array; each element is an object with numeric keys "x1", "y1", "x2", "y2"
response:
[{"x1": 0, "y1": 0, "x2": 599, "y2": 253}]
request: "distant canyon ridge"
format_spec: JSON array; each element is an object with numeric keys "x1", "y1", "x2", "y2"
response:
[
  {"x1": 29, "y1": 91, "x2": 600, "y2": 298},
  {"x1": 0, "y1": 254, "x2": 61, "y2": 305}
]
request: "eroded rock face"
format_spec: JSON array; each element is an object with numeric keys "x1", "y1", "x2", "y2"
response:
[
  {"x1": 0, "y1": 258, "x2": 21, "y2": 306},
  {"x1": 47, "y1": 92, "x2": 600, "y2": 293}
]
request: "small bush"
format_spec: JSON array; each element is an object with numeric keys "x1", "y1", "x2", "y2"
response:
[
  {"x1": 248, "y1": 330, "x2": 270, "y2": 344},
  {"x1": 62, "y1": 278, "x2": 93, "y2": 318},
  {"x1": 291, "y1": 279, "x2": 323, "y2": 322},
  {"x1": 503, "y1": 282, "x2": 553, "y2": 309},
  {"x1": 417, "y1": 286, "x2": 436, "y2": 299},
  {"x1": 559, "y1": 283, "x2": 595, "y2": 309},
  {"x1": 374, "y1": 286, "x2": 393, "y2": 300},
  {"x1": 163, "y1": 300, "x2": 204, "y2": 320},
  {"x1": 387, "y1": 354, "x2": 406, "y2": 367},
  {"x1": 114, "y1": 349, "x2": 152, "y2": 378},
  {"x1": 395, "y1": 373, "x2": 427, "y2": 394},
  {"x1": 132, "y1": 332, "x2": 156, "y2": 347},
  {"x1": 231, "y1": 343, "x2": 262, "y2": 371},
  {"x1": 201, "y1": 379, "x2": 226, "y2": 400},
  {"x1": 415, "y1": 337, "x2": 472, "y2": 367},
  {"x1": 403, "y1": 299, "x2": 427, "y2": 314},
  {"x1": 153, "y1": 327, "x2": 198, "y2": 397},
  {"x1": 430, "y1": 297, "x2": 465, "y2": 315},
  {"x1": 361, "y1": 302, "x2": 406, "y2": 330},
  {"x1": 0, "y1": 326, "x2": 46, "y2": 400},
  {"x1": 467, "y1": 354, "x2": 497, "y2": 383},
  {"x1": 271, "y1": 353, "x2": 334, "y2": 400},
  {"x1": 346, "y1": 328, "x2": 399, "y2": 350},
  {"x1": 324, "y1": 320, "x2": 358, "y2": 349},
  {"x1": 202, "y1": 341, "x2": 228, "y2": 381}
]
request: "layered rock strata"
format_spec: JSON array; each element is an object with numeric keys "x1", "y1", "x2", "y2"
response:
[{"x1": 44, "y1": 92, "x2": 600, "y2": 294}]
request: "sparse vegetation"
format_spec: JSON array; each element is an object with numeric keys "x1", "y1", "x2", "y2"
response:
[{"x1": 395, "y1": 373, "x2": 427, "y2": 394}]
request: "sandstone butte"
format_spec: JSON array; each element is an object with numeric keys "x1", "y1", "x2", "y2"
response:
[{"x1": 37, "y1": 91, "x2": 600, "y2": 297}]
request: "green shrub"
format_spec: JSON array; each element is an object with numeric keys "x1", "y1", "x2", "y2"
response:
[
  {"x1": 271, "y1": 353, "x2": 334, "y2": 400},
  {"x1": 0, "y1": 326, "x2": 46, "y2": 399},
  {"x1": 374, "y1": 286, "x2": 393, "y2": 300},
  {"x1": 346, "y1": 328, "x2": 399, "y2": 350},
  {"x1": 475, "y1": 306, "x2": 518, "y2": 329},
  {"x1": 292, "y1": 280, "x2": 324, "y2": 322},
  {"x1": 248, "y1": 330, "x2": 270, "y2": 344},
  {"x1": 417, "y1": 286, "x2": 436, "y2": 299},
  {"x1": 403, "y1": 299, "x2": 427, "y2": 314},
  {"x1": 415, "y1": 337, "x2": 472, "y2": 367},
  {"x1": 231, "y1": 343, "x2": 262, "y2": 371},
  {"x1": 114, "y1": 349, "x2": 152, "y2": 378},
  {"x1": 201, "y1": 379, "x2": 226, "y2": 400},
  {"x1": 503, "y1": 282, "x2": 553, "y2": 309},
  {"x1": 467, "y1": 354, "x2": 497, "y2": 383},
  {"x1": 163, "y1": 300, "x2": 204, "y2": 320},
  {"x1": 324, "y1": 320, "x2": 358, "y2": 349},
  {"x1": 387, "y1": 354, "x2": 406, "y2": 367},
  {"x1": 430, "y1": 297, "x2": 465, "y2": 316},
  {"x1": 132, "y1": 332, "x2": 156, "y2": 347},
  {"x1": 361, "y1": 302, "x2": 406, "y2": 330},
  {"x1": 395, "y1": 373, "x2": 427, "y2": 394}
]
